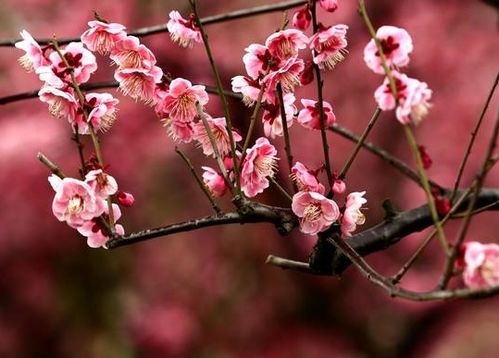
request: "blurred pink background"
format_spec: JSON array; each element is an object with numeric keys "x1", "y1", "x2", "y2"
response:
[{"x1": 0, "y1": 0, "x2": 498, "y2": 356}]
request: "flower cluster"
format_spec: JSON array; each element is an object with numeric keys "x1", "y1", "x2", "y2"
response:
[{"x1": 363, "y1": 26, "x2": 432, "y2": 125}]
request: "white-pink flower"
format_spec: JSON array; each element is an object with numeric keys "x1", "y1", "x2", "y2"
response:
[
  {"x1": 462, "y1": 241, "x2": 499, "y2": 289},
  {"x1": 332, "y1": 179, "x2": 346, "y2": 194},
  {"x1": 15, "y1": 30, "x2": 50, "y2": 71},
  {"x1": 319, "y1": 0, "x2": 339, "y2": 12},
  {"x1": 77, "y1": 203, "x2": 124, "y2": 248},
  {"x1": 231, "y1": 75, "x2": 267, "y2": 106},
  {"x1": 158, "y1": 78, "x2": 209, "y2": 122},
  {"x1": 48, "y1": 175, "x2": 106, "y2": 229},
  {"x1": 38, "y1": 86, "x2": 79, "y2": 120},
  {"x1": 240, "y1": 137, "x2": 278, "y2": 197},
  {"x1": 262, "y1": 55, "x2": 304, "y2": 93},
  {"x1": 265, "y1": 29, "x2": 308, "y2": 60},
  {"x1": 363, "y1": 26, "x2": 413, "y2": 75},
  {"x1": 291, "y1": 162, "x2": 325, "y2": 195},
  {"x1": 163, "y1": 118, "x2": 195, "y2": 143},
  {"x1": 110, "y1": 36, "x2": 157, "y2": 70},
  {"x1": 167, "y1": 11, "x2": 202, "y2": 48},
  {"x1": 292, "y1": 191, "x2": 340, "y2": 235},
  {"x1": 201, "y1": 166, "x2": 227, "y2": 197},
  {"x1": 81, "y1": 20, "x2": 127, "y2": 55},
  {"x1": 297, "y1": 99, "x2": 336, "y2": 130},
  {"x1": 84, "y1": 169, "x2": 118, "y2": 198},
  {"x1": 262, "y1": 92, "x2": 296, "y2": 139},
  {"x1": 292, "y1": 6, "x2": 312, "y2": 31},
  {"x1": 309, "y1": 24, "x2": 348, "y2": 70},
  {"x1": 84, "y1": 92, "x2": 120, "y2": 132},
  {"x1": 114, "y1": 66, "x2": 163, "y2": 102},
  {"x1": 341, "y1": 191, "x2": 367, "y2": 237},
  {"x1": 193, "y1": 116, "x2": 242, "y2": 157},
  {"x1": 243, "y1": 43, "x2": 271, "y2": 80}
]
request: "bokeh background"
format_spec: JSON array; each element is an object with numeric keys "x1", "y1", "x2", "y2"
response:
[{"x1": 1, "y1": 0, "x2": 498, "y2": 357}]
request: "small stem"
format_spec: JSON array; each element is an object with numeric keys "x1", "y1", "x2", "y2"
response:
[
  {"x1": 175, "y1": 147, "x2": 222, "y2": 215},
  {"x1": 189, "y1": 0, "x2": 241, "y2": 195},
  {"x1": 404, "y1": 125, "x2": 449, "y2": 254},
  {"x1": 266, "y1": 255, "x2": 313, "y2": 273},
  {"x1": 269, "y1": 177, "x2": 293, "y2": 202},
  {"x1": 37, "y1": 152, "x2": 66, "y2": 178},
  {"x1": 72, "y1": 126, "x2": 86, "y2": 178},
  {"x1": 276, "y1": 83, "x2": 297, "y2": 193},
  {"x1": 241, "y1": 84, "x2": 266, "y2": 157},
  {"x1": 338, "y1": 107, "x2": 382, "y2": 179}
]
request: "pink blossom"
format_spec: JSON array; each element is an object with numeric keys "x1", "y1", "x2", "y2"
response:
[
  {"x1": 374, "y1": 72, "x2": 432, "y2": 125},
  {"x1": 240, "y1": 137, "x2": 278, "y2": 197},
  {"x1": 319, "y1": 0, "x2": 339, "y2": 12},
  {"x1": 84, "y1": 169, "x2": 118, "y2": 198},
  {"x1": 77, "y1": 204, "x2": 124, "y2": 248},
  {"x1": 193, "y1": 116, "x2": 242, "y2": 157},
  {"x1": 201, "y1": 166, "x2": 227, "y2": 197},
  {"x1": 159, "y1": 78, "x2": 209, "y2": 122},
  {"x1": 15, "y1": 30, "x2": 50, "y2": 71},
  {"x1": 309, "y1": 24, "x2": 348, "y2": 70},
  {"x1": 117, "y1": 191, "x2": 135, "y2": 207},
  {"x1": 297, "y1": 99, "x2": 336, "y2": 130},
  {"x1": 84, "y1": 92, "x2": 120, "y2": 132},
  {"x1": 167, "y1": 11, "x2": 202, "y2": 48},
  {"x1": 38, "y1": 86, "x2": 78, "y2": 120},
  {"x1": 265, "y1": 29, "x2": 308, "y2": 60},
  {"x1": 163, "y1": 119, "x2": 195, "y2": 143},
  {"x1": 292, "y1": 7, "x2": 312, "y2": 31},
  {"x1": 81, "y1": 20, "x2": 127, "y2": 55},
  {"x1": 48, "y1": 175, "x2": 106, "y2": 229},
  {"x1": 262, "y1": 55, "x2": 304, "y2": 93},
  {"x1": 114, "y1": 66, "x2": 163, "y2": 102},
  {"x1": 292, "y1": 191, "x2": 340, "y2": 235},
  {"x1": 363, "y1": 26, "x2": 413, "y2": 75},
  {"x1": 291, "y1": 162, "x2": 325, "y2": 195},
  {"x1": 462, "y1": 242, "x2": 499, "y2": 289},
  {"x1": 262, "y1": 93, "x2": 296, "y2": 139},
  {"x1": 243, "y1": 43, "x2": 271, "y2": 80},
  {"x1": 341, "y1": 191, "x2": 367, "y2": 237},
  {"x1": 110, "y1": 36, "x2": 157, "y2": 70},
  {"x1": 332, "y1": 179, "x2": 346, "y2": 194},
  {"x1": 231, "y1": 75, "x2": 265, "y2": 106}
]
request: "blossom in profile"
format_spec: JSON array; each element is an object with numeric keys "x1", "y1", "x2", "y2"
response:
[
  {"x1": 262, "y1": 55, "x2": 304, "y2": 93},
  {"x1": 84, "y1": 92, "x2": 120, "y2": 132},
  {"x1": 363, "y1": 26, "x2": 413, "y2": 74},
  {"x1": 84, "y1": 169, "x2": 118, "y2": 198},
  {"x1": 292, "y1": 6, "x2": 312, "y2": 31},
  {"x1": 462, "y1": 241, "x2": 499, "y2": 289},
  {"x1": 341, "y1": 191, "x2": 367, "y2": 237},
  {"x1": 297, "y1": 99, "x2": 336, "y2": 130},
  {"x1": 201, "y1": 166, "x2": 227, "y2": 197},
  {"x1": 240, "y1": 137, "x2": 278, "y2": 197},
  {"x1": 319, "y1": 0, "x2": 339, "y2": 12},
  {"x1": 110, "y1": 36, "x2": 157, "y2": 70},
  {"x1": 265, "y1": 29, "x2": 308, "y2": 60},
  {"x1": 167, "y1": 11, "x2": 202, "y2": 48},
  {"x1": 291, "y1": 162, "x2": 325, "y2": 195},
  {"x1": 81, "y1": 20, "x2": 127, "y2": 55},
  {"x1": 231, "y1": 75, "x2": 265, "y2": 106},
  {"x1": 114, "y1": 66, "x2": 163, "y2": 102},
  {"x1": 309, "y1": 24, "x2": 348, "y2": 70},
  {"x1": 159, "y1": 78, "x2": 209, "y2": 122},
  {"x1": 77, "y1": 204, "x2": 124, "y2": 248},
  {"x1": 333, "y1": 179, "x2": 346, "y2": 194},
  {"x1": 48, "y1": 175, "x2": 106, "y2": 229},
  {"x1": 262, "y1": 92, "x2": 296, "y2": 139},
  {"x1": 163, "y1": 119, "x2": 195, "y2": 143},
  {"x1": 193, "y1": 116, "x2": 242, "y2": 157},
  {"x1": 292, "y1": 191, "x2": 339, "y2": 235},
  {"x1": 243, "y1": 43, "x2": 271, "y2": 80},
  {"x1": 15, "y1": 30, "x2": 50, "y2": 71},
  {"x1": 117, "y1": 191, "x2": 135, "y2": 207},
  {"x1": 38, "y1": 86, "x2": 79, "y2": 120}
]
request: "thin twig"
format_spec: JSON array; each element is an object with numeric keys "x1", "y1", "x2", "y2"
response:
[
  {"x1": 37, "y1": 152, "x2": 66, "y2": 178},
  {"x1": 240, "y1": 83, "x2": 266, "y2": 157},
  {"x1": 266, "y1": 255, "x2": 313, "y2": 273}
]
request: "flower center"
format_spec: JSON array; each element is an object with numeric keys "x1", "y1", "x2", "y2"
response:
[
  {"x1": 304, "y1": 202, "x2": 322, "y2": 221},
  {"x1": 67, "y1": 195, "x2": 84, "y2": 215}
]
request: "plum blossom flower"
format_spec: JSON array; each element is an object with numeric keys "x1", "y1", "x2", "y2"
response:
[
  {"x1": 292, "y1": 191, "x2": 340, "y2": 235},
  {"x1": 462, "y1": 242, "x2": 499, "y2": 289},
  {"x1": 84, "y1": 169, "x2": 118, "y2": 198},
  {"x1": 374, "y1": 71, "x2": 432, "y2": 125},
  {"x1": 297, "y1": 99, "x2": 336, "y2": 130},
  {"x1": 364, "y1": 26, "x2": 413, "y2": 75},
  {"x1": 201, "y1": 166, "x2": 227, "y2": 197},
  {"x1": 262, "y1": 55, "x2": 304, "y2": 93},
  {"x1": 110, "y1": 36, "x2": 157, "y2": 70},
  {"x1": 158, "y1": 78, "x2": 209, "y2": 122},
  {"x1": 333, "y1": 179, "x2": 346, "y2": 194},
  {"x1": 319, "y1": 0, "x2": 339, "y2": 12},
  {"x1": 240, "y1": 137, "x2": 278, "y2": 197},
  {"x1": 48, "y1": 175, "x2": 106, "y2": 229},
  {"x1": 163, "y1": 119, "x2": 196, "y2": 143},
  {"x1": 292, "y1": 6, "x2": 312, "y2": 31},
  {"x1": 117, "y1": 191, "x2": 135, "y2": 207},
  {"x1": 114, "y1": 66, "x2": 163, "y2": 102},
  {"x1": 265, "y1": 29, "x2": 308, "y2": 60},
  {"x1": 341, "y1": 191, "x2": 367, "y2": 237},
  {"x1": 291, "y1": 162, "x2": 325, "y2": 194},
  {"x1": 261, "y1": 93, "x2": 296, "y2": 139},
  {"x1": 38, "y1": 86, "x2": 78, "y2": 120},
  {"x1": 243, "y1": 44, "x2": 271, "y2": 80},
  {"x1": 231, "y1": 75, "x2": 265, "y2": 106},
  {"x1": 193, "y1": 116, "x2": 242, "y2": 157},
  {"x1": 84, "y1": 92, "x2": 120, "y2": 132},
  {"x1": 167, "y1": 11, "x2": 202, "y2": 48},
  {"x1": 81, "y1": 21, "x2": 127, "y2": 55},
  {"x1": 77, "y1": 204, "x2": 124, "y2": 248},
  {"x1": 15, "y1": 30, "x2": 50, "y2": 71},
  {"x1": 309, "y1": 24, "x2": 348, "y2": 70}
]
